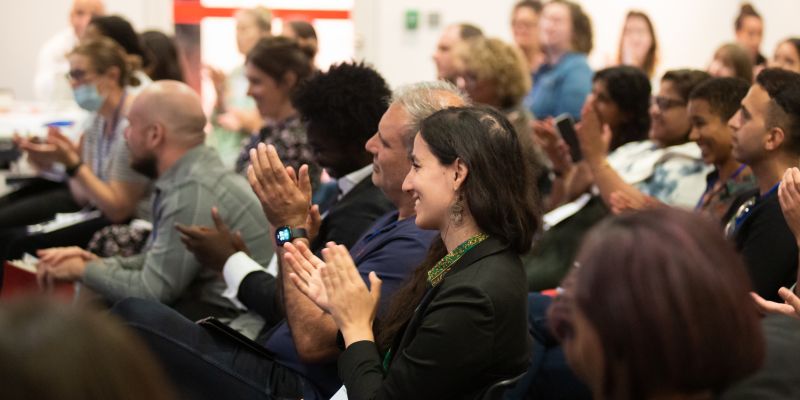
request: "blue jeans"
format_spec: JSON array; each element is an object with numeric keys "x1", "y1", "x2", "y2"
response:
[{"x1": 111, "y1": 298, "x2": 305, "y2": 400}]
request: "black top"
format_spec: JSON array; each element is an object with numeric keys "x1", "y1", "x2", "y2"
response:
[
  {"x1": 337, "y1": 237, "x2": 531, "y2": 400},
  {"x1": 730, "y1": 188, "x2": 798, "y2": 301}
]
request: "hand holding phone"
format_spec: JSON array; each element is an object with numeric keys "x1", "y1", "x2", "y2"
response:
[{"x1": 554, "y1": 113, "x2": 582, "y2": 162}]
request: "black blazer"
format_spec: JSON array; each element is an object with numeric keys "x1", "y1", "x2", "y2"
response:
[
  {"x1": 237, "y1": 175, "x2": 394, "y2": 322},
  {"x1": 338, "y1": 237, "x2": 531, "y2": 400}
]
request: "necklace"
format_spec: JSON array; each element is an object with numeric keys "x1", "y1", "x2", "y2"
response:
[{"x1": 427, "y1": 233, "x2": 489, "y2": 286}]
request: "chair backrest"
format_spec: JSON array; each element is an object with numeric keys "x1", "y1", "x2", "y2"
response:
[{"x1": 479, "y1": 371, "x2": 528, "y2": 400}]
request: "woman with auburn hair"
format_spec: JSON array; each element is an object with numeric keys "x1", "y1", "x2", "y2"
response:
[
  {"x1": 549, "y1": 208, "x2": 764, "y2": 400},
  {"x1": 286, "y1": 106, "x2": 540, "y2": 399}
]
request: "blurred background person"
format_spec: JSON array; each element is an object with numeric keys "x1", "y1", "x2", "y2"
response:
[
  {"x1": 83, "y1": 15, "x2": 151, "y2": 93},
  {"x1": 511, "y1": 1, "x2": 544, "y2": 76},
  {"x1": 139, "y1": 30, "x2": 184, "y2": 82},
  {"x1": 614, "y1": 10, "x2": 658, "y2": 79},
  {"x1": 0, "y1": 299, "x2": 175, "y2": 400},
  {"x1": 769, "y1": 38, "x2": 800, "y2": 74},
  {"x1": 734, "y1": 3, "x2": 766, "y2": 73},
  {"x1": 282, "y1": 20, "x2": 319, "y2": 68},
  {"x1": 707, "y1": 43, "x2": 753, "y2": 82},
  {"x1": 525, "y1": 0, "x2": 593, "y2": 120},
  {"x1": 206, "y1": 6, "x2": 271, "y2": 168},
  {"x1": 33, "y1": 0, "x2": 104, "y2": 104},
  {"x1": 548, "y1": 208, "x2": 764, "y2": 400},
  {"x1": 432, "y1": 22, "x2": 483, "y2": 84}
]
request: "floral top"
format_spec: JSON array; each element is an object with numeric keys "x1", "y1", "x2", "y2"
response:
[
  {"x1": 234, "y1": 115, "x2": 320, "y2": 188},
  {"x1": 696, "y1": 164, "x2": 757, "y2": 223}
]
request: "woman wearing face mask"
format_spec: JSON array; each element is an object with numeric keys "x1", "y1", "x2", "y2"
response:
[
  {"x1": 1, "y1": 37, "x2": 150, "y2": 265},
  {"x1": 285, "y1": 106, "x2": 539, "y2": 399}
]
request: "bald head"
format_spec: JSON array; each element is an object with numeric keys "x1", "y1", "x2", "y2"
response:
[
  {"x1": 70, "y1": 0, "x2": 104, "y2": 38},
  {"x1": 132, "y1": 80, "x2": 207, "y2": 146}
]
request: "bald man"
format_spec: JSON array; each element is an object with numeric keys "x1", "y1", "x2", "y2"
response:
[
  {"x1": 34, "y1": 0, "x2": 105, "y2": 102},
  {"x1": 38, "y1": 81, "x2": 272, "y2": 320}
]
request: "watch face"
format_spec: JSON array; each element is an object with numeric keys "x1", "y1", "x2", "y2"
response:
[{"x1": 276, "y1": 226, "x2": 291, "y2": 245}]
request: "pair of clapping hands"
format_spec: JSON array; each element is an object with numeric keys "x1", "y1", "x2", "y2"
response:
[
  {"x1": 175, "y1": 143, "x2": 382, "y2": 336},
  {"x1": 752, "y1": 167, "x2": 800, "y2": 320},
  {"x1": 14, "y1": 128, "x2": 81, "y2": 172}
]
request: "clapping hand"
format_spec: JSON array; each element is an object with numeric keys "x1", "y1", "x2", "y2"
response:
[
  {"x1": 247, "y1": 143, "x2": 312, "y2": 230},
  {"x1": 284, "y1": 241, "x2": 330, "y2": 312},
  {"x1": 779, "y1": 167, "x2": 800, "y2": 244},
  {"x1": 751, "y1": 288, "x2": 800, "y2": 320},
  {"x1": 175, "y1": 207, "x2": 249, "y2": 272}
]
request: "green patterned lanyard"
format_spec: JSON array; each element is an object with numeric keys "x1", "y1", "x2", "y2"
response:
[
  {"x1": 381, "y1": 232, "x2": 488, "y2": 371},
  {"x1": 427, "y1": 233, "x2": 489, "y2": 286}
]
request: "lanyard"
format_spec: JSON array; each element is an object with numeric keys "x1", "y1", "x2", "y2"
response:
[
  {"x1": 93, "y1": 91, "x2": 127, "y2": 181},
  {"x1": 725, "y1": 182, "x2": 780, "y2": 237},
  {"x1": 695, "y1": 164, "x2": 747, "y2": 210}
]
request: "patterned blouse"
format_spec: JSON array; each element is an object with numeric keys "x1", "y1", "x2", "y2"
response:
[
  {"x1": 695, "y1": 164, "x2": 757, "y2": 223},
  {"x1": 234, "y1": 115, "x2": 320, "y2": 188}
]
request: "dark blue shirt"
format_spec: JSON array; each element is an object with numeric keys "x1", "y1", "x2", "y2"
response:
[
  {"x1": 262, "y1": 211, "x2": 438, "y2": 398},
  {"x1": 524, "y1": 52, "x2": 593, "y2": 120}
]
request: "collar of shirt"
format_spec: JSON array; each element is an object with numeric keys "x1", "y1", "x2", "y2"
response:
[
  {"x1": 155, "y1": 145, "x2": 213, "y2": 192},
  {"x1": 337, "y1": 164, "x2": 374, "y2": 199}
]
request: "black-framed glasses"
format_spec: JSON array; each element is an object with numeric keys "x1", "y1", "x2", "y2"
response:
[{"x1": 651, "y1": 96, "x2": 686, "y2": 111}]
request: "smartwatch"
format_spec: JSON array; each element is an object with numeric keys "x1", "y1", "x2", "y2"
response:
[{"x1": 275, "y1": 226, "x2": 308, "y2": 247}]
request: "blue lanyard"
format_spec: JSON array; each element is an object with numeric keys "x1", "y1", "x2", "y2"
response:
[
  {"x1": 93, "y1": 91, "x2": 127, "y2": 181},
  {"x1": 695, "y1": 164, "x2": 747, "y2": 210}
]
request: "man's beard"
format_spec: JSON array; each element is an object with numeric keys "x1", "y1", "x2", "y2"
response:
[{"x1": 131, "y1": 152, "x2": 159, "y2": 179}]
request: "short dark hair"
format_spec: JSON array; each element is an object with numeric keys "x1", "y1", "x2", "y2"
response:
[
  {"x1": 689, "y1": 77, "x2": 750, "y2": 122},
  {"x1": 593, "y1": 66, "x2": 651, "y2": 150},
  {"x1": 419, "y1": 106, "x2": 540, "y2": 253},
  {"x1": 555, "y1": 208, "x2": 764, "y2": 399},
  {"x1": 735, "y1": 3, "x2": 761, "y2": 31},
  {"x1": 756, "y1": 68, "x2": 800, "y2": 155},
  {"x1": 291, "y1": 61, "x2": 391, "y2": 149},
  {"x1": 457, "y1": 23, "x2": 483, "y2": 40},
  {"x1": 90, "y1": 15, "x2": 150, "y2": 69},
  {"x1": 513, "y1": 0, "x2": 543, "y2": 14},
  {"x1": 661, "y1": 69, "x2": 712, "y2": 102},
  {"x1": 548, "y1": 0, "x2": 593, "y2": 54},
  {"x1": 246, "y1": 36, "x2": 313, "y2": 88}
]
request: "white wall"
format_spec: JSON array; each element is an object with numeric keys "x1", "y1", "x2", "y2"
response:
[
  {"x1": 353, "y1": 0, "x2": 800, "y2": 89},
  {"x1": 0, "y1": 0, "x2": 172, "y2": 101},
  {"x1": 4, "y1": 0, "x2": 800, "y2": 100}
]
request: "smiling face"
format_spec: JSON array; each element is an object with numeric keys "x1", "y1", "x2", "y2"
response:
[
  {"x1": 620, "y1": 15, "x2": 652, "y2": 65},
  {"x1": 245, "y1": 61, "x2": 290, "y2": 119},
  {"x1": 729, "y1": 84, "x2": 771, "y2": 165},
  {"x1": 688, "y1": 99, "x2": 734, "y2": 166},
  {"x1": 735, "y1": 16, "x2": 763, "y2": 58},
  {"x1": 402, "y1": 134, "x2": 459, "y2": 230},
  {"x1": 366, "y1": 103, "x2": 414, "y2": 202},
  {"x1": 511, "y1": 6, "x2": 540, "y2": 51},
  {"x1": 592, "y1": 79, "x2": 623, "y2": 130},
  {"x1": 649, "y1": 80, "x2": 691, "y2": 147},
  {"x1": 770, "y1": 41, "x2": 800, "y2": 74},
  {"x1": 539, "y1": 2, "x2": 572, "y2": 53}
]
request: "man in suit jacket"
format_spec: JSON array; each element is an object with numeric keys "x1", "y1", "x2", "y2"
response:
[{"x1": 113, "y1": 77, "x2": 469, "y2": 399}]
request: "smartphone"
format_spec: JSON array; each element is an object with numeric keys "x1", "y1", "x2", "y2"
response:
[{"x1": 554, "y1": 113, "x2": 582, "y2": 162}]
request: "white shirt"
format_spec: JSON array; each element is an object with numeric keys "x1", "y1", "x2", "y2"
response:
[
  {"x1": 34, "y1": 28, "x2": 77, "y2": 104},
  {"x1": 222, "y1": 164, "x2": 375, "y2": 309}
]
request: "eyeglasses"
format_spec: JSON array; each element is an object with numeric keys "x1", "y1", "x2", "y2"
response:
[
  {"x1": 651, "y1": 96, "x2": 686, "y2": 111},
  {"x1": 66, "y1": 69, "x2": 95, "y2": 84}
]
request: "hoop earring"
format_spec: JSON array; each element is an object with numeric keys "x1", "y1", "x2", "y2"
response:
[{"x1": 450, "y1": 192, "x2": 464, "y2": 226}]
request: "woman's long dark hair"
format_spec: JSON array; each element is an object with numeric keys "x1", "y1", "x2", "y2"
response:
[
  {"x1": 377, "y1": 106, "x2": 541, "y2": 350},
  {"x1": 593, "y1": 66, "x2": 651, "y2": 151}
]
